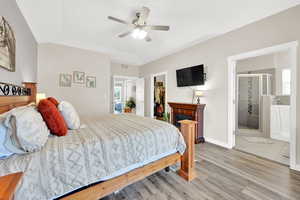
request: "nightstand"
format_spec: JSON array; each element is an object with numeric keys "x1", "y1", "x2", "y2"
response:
[{"x1": 0, "y1": 172, "x2": 23, "y2": 200}]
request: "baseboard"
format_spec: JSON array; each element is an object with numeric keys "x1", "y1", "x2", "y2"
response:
[
  {"x1": 205, "y1": 137, "x2": 232, "y2": 149},
  {"x1": 291, "y1": 164, "x2": 300, "y2": 171}
]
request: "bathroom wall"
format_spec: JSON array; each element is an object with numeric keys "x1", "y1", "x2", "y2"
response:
[
  {"x1": 238, "y1": 68, "x2": 276, "y2": 95},
  {"x1": 237, "y1": 50, "x2": 291, "y2": 102}
]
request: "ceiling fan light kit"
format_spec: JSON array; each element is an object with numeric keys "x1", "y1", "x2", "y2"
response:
[
  {"x1": 108, "y1": 6, "x2": 170, "y2": 42},
  {"x1": 132, "y1": 28, "x2": 148, "y2": 40}
]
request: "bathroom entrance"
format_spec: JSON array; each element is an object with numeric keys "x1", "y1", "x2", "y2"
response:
[
  {"x1": 237, "y1": 73, "x2": 272, "y2": 136},
  {"x1": 228, "y1": 41, "x2": 298, "y2": 168}
]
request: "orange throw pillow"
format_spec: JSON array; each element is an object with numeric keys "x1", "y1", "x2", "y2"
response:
[
  {"x1": 47, "y1": 97, "x2": 59, "y2": 107},
  {"x1": 38, "y1": 99, "x2": 68, "y2": 136}
]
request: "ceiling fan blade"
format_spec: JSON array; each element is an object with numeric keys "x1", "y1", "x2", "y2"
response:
[
  {"x1": 145, "y1": 36, "x2": 152, "y2": 42},
  {"x1": 108, "y1": 16, "x2": 130, "y2": 25},
  {"x1": 118, "y1": 30, "x2": 133, "y2": 38},
  {"x1": 147, "y1": 25, "x2": 170, "y2": 31}
]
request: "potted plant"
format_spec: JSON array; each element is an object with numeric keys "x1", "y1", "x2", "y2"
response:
[{"x1": 125, "y1": 97, "x2": 136, "y2": 113}]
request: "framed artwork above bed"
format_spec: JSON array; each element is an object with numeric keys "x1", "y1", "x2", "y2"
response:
[
  {"x1": 0, "y1": 16, "x2": 16, "y2": 72},
  {"x1": 59, "y1": 73, "x2": 72, "y2": 87},
  {"x1": 86, "y1": 76, "x2": 96, "y2": 88},
  {"x1": 73, "y1": 71, "x2": 85, "y2": 84}
]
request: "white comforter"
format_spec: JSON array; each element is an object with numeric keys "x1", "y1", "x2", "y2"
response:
[{"x1": 0, "y1": 114, "x2": 186, "y2": 200}]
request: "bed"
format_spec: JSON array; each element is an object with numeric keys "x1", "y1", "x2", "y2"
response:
[{"x1": 0, "y1": 83, "x2": 196, "y2": 200}]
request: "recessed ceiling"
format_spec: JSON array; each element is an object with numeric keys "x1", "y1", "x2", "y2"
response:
[{"x1": 16, "y1": 0, "x2": 300, "y2": 66}]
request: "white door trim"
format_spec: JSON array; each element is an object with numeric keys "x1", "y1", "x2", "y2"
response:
[
  {"x1": 112, "y1": 75, "x2": 139, "y2": 113},
  {"x1": 150, "y1": 71, "x2": 168, "y2": 118},
  {"x1": 227, "y1": 41, "x2": 298, "y2": 170}
]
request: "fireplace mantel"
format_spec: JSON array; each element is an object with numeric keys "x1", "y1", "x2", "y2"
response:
[{"x1": 168, "y1": 102, "x2": 206, "y2": 143}]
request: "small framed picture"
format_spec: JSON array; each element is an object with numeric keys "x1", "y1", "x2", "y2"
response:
[
  {"x1": 73, "y1": 71, "x2": 85, "y2": 84},
  {"x1": 59, "y1": 73, "x2": 72, "y2": 87},
  {"x1": 86, "y1": 76, "x2": 96, "y2": 88}
]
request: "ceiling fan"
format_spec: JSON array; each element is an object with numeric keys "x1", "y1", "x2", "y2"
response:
[{"x1": 108, "y1": 7, "x2": 170, "y2": 42}]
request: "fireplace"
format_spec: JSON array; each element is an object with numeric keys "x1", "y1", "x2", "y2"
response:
[
  {"x1": 168, "y1": 102, "x2": 206, "y2": 144},
  {"x1": 174, "y1": 114, "x2": 193, "y2": 128}
]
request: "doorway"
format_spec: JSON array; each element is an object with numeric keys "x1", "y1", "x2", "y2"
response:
[
  {"x1": 150, "y1": 72, "x2": 167, "y2": 120},
  {"x1": 112, "y1": 76, "x2": 144, "y2": 116},
  {"x1": 228, "y1": 41, "x2": 298, "y2": 169}
]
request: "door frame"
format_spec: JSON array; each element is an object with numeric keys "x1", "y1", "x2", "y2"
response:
[
  {"x1": 227, "y1": 41, "x2": 298, "y2": 170},
  {"x1": 150, "y1": 71, "x2": 168, "y2": 118},
  {"x1": 112, "y1": 75, "x2": 139, "y2": 113}
]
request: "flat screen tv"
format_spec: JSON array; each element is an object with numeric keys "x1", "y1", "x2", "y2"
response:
[{"x1": 176, "y1": 65, "x2": 205, "y2": 87}]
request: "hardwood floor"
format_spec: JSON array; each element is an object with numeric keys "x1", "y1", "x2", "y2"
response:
[{"x1": 102, "y1": 143, "x2": 300, "y2": 200}]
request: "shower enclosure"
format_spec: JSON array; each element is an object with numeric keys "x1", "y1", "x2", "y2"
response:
[{"x1": 237, "y1": 74, "x2": 272, "y2": 131}]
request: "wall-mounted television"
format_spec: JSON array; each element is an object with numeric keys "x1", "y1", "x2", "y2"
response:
[{"x1": 176, "y1": 65, "x2": 205, "y2": 87}]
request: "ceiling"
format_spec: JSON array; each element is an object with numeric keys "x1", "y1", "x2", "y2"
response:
[{"x1": 16, "y1": 0, "x2": 300, "y2": 66}]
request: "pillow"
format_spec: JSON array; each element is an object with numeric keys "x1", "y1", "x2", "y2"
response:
[
  {"x1": 58, "y1": 101, "x2": 80, "y2": 130},
  {"x1": 38, "y1": 99, "x2": 68, "y2": 136},
  {"x1": 3, "y1": 106, "x2": 50, "y2": 153},
  {"x1": 47, "y1": 97, "x2": 59, "y2": 107},
  {"x1": 0, "y1": 116, "x2": 14, "y2": 159}
]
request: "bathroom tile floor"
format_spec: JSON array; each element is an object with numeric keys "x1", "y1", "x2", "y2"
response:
[{"x1": 235, "y1": 134, "x2": 289, "y2": 165}]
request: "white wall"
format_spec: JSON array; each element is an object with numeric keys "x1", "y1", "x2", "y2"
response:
[
  {"x1": 0, "y1": 0, "x2": 37, "y2": 85},
  {"x1": 237, "y1": 54, "x2": 275, "y2": 72},
  {"x1": 139, "y1": 5, "x2": 300, "y2": 165},
  {"x1": 111, "y1": 62, "x2": 139, "y2": 77},
  {"x1": 38, "y1": 43, "x2": 111, "y2": 116}
]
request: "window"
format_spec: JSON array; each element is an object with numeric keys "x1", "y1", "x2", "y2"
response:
[
  {"x1": 114, "y1": 86, "x2": 122, "y2": 102},
  {"x1": 282, "y1": 69, "x2": 291, "y2": 95}
]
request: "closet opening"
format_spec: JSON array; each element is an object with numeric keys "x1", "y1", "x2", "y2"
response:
[{"x1": 150, "y1": 72, "x2": 167, "y2": 120}]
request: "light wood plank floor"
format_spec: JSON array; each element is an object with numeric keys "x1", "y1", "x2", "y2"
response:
[{"x1": 103, "y1": 143, "x2": 300, "y2": 200}]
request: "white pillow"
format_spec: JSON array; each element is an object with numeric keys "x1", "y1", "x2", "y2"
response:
[
  {"x1": 4, "y1": 105, "x2": 50, "y2": 153},
  {"x1": 0, "y1": 115, "x2": 14, "y2": 159},
  {"x1": 58, "y1": 101, "x2": 80, "y2": 130}
]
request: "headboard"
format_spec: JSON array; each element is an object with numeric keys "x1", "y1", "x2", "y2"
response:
[{"x1": 0, "y1": 82, "x2": 37, "y2": 114}]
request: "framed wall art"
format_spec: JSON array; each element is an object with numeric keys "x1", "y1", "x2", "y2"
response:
[
  {"x1": 0, "y1": 17, "x2": 16, "y2": 72},
  {"x1": 59, "y1": 73, "x2": 72, "y2": 87},
  {"x1": 73, "y1": 71, "x2": 85, "y2": 84},
  {"x1": 86, "y1": 76, "x2": 96, "y2": 88}
]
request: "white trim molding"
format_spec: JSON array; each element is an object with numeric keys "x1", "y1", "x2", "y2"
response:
[
  {"x1": 205, "y1": 138, "x2": 232, "y2": 149},
  {"x1": 291, "y1": 164, "x2": 300, "y2": 171},
  {"x1": 227, "y1": 41, "x2": 298, "y2": 170}
]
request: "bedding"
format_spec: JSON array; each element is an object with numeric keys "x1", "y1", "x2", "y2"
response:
[
  {"x1": 38, "y1": 99, "x2": 68, "y2": 136},
  {"x1": 58, "y1": 101, "x2": 80, "y2": 130},
  {"x1": 47, "y1": 97, "x2": 59, "y2": 107},
  {"x1": 0, "y1": 117, "x2": 14, "y2": 159},
  {"x1": 0, "y1": 114, "x2": 186, "y2": 200},
  {"x1": 4, "y1": 106, "x2": 50, "y2": 154}
]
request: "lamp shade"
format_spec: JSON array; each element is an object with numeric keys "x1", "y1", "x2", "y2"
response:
[
  {"x1": 194, "y1": 90, "x2": 203, "y2": 97},
  {"x1": 36, "y1": 93, "x2": 46, "y2": 104}
]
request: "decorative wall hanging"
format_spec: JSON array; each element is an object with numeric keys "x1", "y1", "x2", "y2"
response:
[
  {"x1": 0, "y1": 17, "x2": 16, "y2": 72},
  {"x1": 73, "y1": 71, "x2": 85, "y2": 84},
  {"x1": 59, "y1": 73, "x2": 72, "y2": 87},
  {"x1": 0, "y1": 82, "x2": 31, "y2": 96},
  {"x1": 86, "y1": 76, "x2": 96, "y2": 88}
]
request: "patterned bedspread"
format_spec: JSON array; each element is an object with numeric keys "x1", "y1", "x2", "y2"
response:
[{"x1": 0, "y1": 114, "x2": 186, "y2": 200}]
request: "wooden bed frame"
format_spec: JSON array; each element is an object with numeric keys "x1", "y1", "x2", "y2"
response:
[{"x1": 0, "y1": 83, "x2": 197, "y2": 200}]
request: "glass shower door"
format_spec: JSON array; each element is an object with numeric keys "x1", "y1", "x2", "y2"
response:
[{"x1": 238, "y1": 76, "x2": 260, "y2": 130}]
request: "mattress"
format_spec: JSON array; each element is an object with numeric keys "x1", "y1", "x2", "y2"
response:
[{"x1": 0, "y1": 114, "x2": 186, "y2": 200}]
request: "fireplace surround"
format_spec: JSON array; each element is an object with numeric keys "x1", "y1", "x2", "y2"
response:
[{"x1": 168, "y1": 102, "x2": 206, "y2": 143}]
